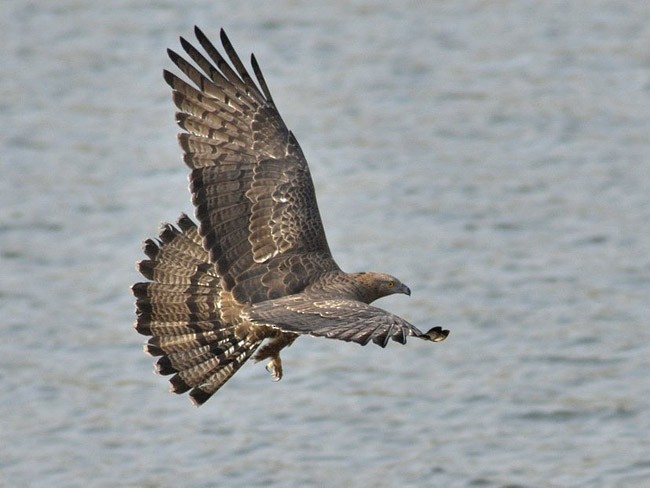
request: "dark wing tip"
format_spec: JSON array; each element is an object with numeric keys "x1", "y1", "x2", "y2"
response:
[
  {"x1": 392, "y1": 326, "x2": 408, "y2": 345},
  {"x1": 219, "y1": 28, "x2": 231, "y2": 49},
  {"x1": 166, "y1": 48, "x2": 179, "y2": 64},
  {"x1": 178, "y1": 36, "x2": 191, "y2": 53},
  {"x1": 193, "y1": 26, "x2": 214, "y2": 50},
  {"x1": 423, "y1": 326, "x2": 450, "y2": 342},
  {"x1": 371, "y1": 329, "x2": 391, "y2": 348},
  {"x1": 250, "y1": 52, "x2": 273, "y2": 102},
  {"x1": 162, "y1": 68, "x2": 176, "y2": 88},
  {"x1": 194, "y1": 25, "x2": 205, "y2": 38}
]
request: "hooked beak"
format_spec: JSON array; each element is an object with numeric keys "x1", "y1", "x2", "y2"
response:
[{"x1": 399, "y1": 283, "x2": 411, "y2": 296}]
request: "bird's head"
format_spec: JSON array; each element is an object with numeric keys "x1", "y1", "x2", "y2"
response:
[
  {"x1": 353, "y1": 272, "x2": 411, "y2": 302},
  {"x1": 377, "y1": 274, "x2": 411, "y2": 298}
]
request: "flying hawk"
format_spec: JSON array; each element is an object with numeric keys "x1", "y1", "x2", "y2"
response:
[{"x1": 133, "y1": 27, "x2": 449, "y2": 406}]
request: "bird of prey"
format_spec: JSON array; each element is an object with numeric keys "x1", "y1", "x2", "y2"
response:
[{"x1": 133, "y1": 27, "x2": 449, "y2": 406}]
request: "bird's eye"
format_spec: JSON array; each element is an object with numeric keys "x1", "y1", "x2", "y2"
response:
[{"x1": 387, "y1": 280, "x2": 395, "y2": 288}]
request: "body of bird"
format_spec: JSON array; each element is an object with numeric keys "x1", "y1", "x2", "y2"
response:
[{"x1": 133, "y1": 27, "x2": 449, "y2": 406}]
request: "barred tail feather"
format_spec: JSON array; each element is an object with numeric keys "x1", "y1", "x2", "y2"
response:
[
  {"x1": 187, "y1": 338, "x2": 261, "y2": 406},
  {"x1": 153, "y1": 330, "x2": 260, "y2": 405},
  {"x1": 133, "y1": 214, "x2": 221, "y2": 335},
  {"x1": 133, "y1": 214, "x2": 259, "y2": 405}
]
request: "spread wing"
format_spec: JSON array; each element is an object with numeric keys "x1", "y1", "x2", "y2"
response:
[
  {"x1": 246, "y1": 294, "x2": 450, "y2": 347},
  {"x1": 164, "y1": 27, "x2": 336, "y2": 302}
]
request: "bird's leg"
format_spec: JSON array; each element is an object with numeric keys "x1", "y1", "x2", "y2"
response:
[
  {"x1": 253, "y1": 332, "x2": 298, "y2": 381},
  {"x1": 266, "y1": 356, "x2": 283, "y2": 382}
]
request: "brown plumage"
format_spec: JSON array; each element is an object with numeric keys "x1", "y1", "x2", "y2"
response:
[{"x1": 133, "y1": 27, "x2": 449, "y2": 406}]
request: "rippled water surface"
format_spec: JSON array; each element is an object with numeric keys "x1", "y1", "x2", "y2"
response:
[{"x1": 1, "y1": 1, "x2": 649, "y2": 486}]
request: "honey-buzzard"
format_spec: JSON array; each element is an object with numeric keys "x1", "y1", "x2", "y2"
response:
[{"x1": 133, "y1": 27, "x2": 449, "y2": 406}]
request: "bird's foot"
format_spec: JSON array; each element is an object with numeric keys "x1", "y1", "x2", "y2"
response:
[{"x1": 265, "y1": 356, "x2": 283, "y2": 381}]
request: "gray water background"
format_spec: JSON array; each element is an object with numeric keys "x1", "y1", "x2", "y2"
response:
[{"x1": 1, "y1": 1, "x2": 649, "y2": 486}]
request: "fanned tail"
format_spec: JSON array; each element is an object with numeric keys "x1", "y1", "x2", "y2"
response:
[
  {"x1": 164, "y1": 336, "x2": 261, "y2": 405},
  {"x1": 132, "y1": 214, "x2": 261, "y2": 405}
]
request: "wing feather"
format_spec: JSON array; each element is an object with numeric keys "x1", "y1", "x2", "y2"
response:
[
  {"x1": 218, "y1": 29, "x2": 267, "y2": 102},
  {"x1": 166, "y1": 28, "x2": 337, "y2": 302},
  {"x1": 250, "y1": 54, "x2": 274, "y2": 102},
  {"x1": 194, "y1": 27, "x2": 266, "y2": 105},
  {"x1": 246, "y1": 294, "x2": 443, "y2": 348}
]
